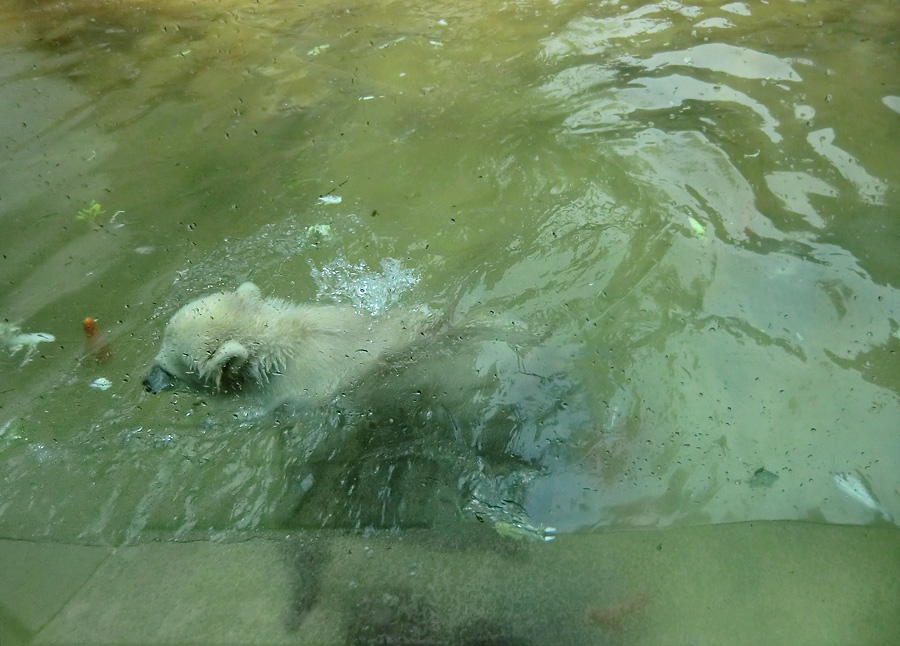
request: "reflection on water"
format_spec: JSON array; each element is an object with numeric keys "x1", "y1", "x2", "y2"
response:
[{"x1": 0, "y1": 0, "x2": 898, "y2": 552}]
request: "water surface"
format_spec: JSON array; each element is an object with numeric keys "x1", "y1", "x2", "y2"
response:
[{"x1": 0, "y1": 0, "x2": 898, "y2": 570}]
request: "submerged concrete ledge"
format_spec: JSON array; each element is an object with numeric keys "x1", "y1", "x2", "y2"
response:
[{"x1": 1, "y1": 521, "x2": 898, "y2": 645}]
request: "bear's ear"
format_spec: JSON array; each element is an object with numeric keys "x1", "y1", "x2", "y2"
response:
[
  {"x1": 204, "y1": 340, "x2": 250, "y2": 389},
  {"x1": 235, "y1": 282, "x2": 261, "y2": 301}
]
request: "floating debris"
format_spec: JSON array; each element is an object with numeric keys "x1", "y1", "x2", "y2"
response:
[
  {"x1": 318, "y1": 194, "x2": 342, "y2": 205},
  {"x1": 375, "y1": 35, "x2": 406, "y2": 50},
  {"x1": 76, "y1": 200, "x2": 105, "y2": 223},
  {"x1": 747, "y1": 467, "x2": 779, "y2": 489},
  {"x1": 83, "y1": 317, "x2": 112, "y2": 363},
  {"x1": 90, "y1": 377, "x2": 112, "y2": 391},
  {"x1": 687, "y1": 216, "x2": 707, "y2": 240},
  {"x1": 1, "y1": 323, "x2": 55, "y2": 366},
  {"x1": 494, "y1": 519, "x2": 557, "y2": 542},
  {"x1": 833, "y1": 471, "x2": 893, "y2": 522},
  {"x1": 304, "y1": 223, "x2": 333, "y2": 246}
]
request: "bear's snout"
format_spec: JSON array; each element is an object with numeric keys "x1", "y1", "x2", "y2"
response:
[{"x1": 144, "y1": 364, "x2": 176, "y2": 393}]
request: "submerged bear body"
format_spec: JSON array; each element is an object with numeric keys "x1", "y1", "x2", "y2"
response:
[{"x1": 143, "y1": 282, "x2": 559, "y2": 532}]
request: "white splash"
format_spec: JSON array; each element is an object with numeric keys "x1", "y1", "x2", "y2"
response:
[{"x1": 309, "y1": 255, "x2": 420, "y2": 315}]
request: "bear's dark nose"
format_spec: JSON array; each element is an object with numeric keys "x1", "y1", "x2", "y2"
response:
[{"x1": 143, "y1": 364, "x2": 176, "y2": 393}]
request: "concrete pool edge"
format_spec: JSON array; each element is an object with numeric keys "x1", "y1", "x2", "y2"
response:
[{"x1": 2, "y1": 520, "x2": 898, "y2": 645}]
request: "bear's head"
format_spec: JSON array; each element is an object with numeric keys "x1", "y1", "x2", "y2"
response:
[{"x1": 143, "y1": 282, "x2": 265, "y2": 394}]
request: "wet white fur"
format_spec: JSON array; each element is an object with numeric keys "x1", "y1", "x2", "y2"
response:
[{"x1": 150, "y1": 282, "x2": 433, "y2": 407}]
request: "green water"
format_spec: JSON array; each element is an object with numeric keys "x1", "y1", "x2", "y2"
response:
[{"x1": 0, "y1": 0, "x2": 899, "y2": 640}]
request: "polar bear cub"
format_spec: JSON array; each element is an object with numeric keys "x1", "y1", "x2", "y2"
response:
[{"x1": 143, "y1": 282, "x2": 433, "y2": 408}]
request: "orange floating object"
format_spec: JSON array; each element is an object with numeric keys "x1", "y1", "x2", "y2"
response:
[
  {"x1": 83, "y1": 316, "x2": 112, "y2": 363},
  {"x1": 83, "y1": 317, "x2": 99, "y2": 337}
]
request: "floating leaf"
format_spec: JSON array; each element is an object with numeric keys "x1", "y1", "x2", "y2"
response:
[
  {"x1": 687, "y1": 216, "x2": 707, "y2": 240},
  {"x1": 77, "y1": 200, "x2": 105, "y2": 223}
]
